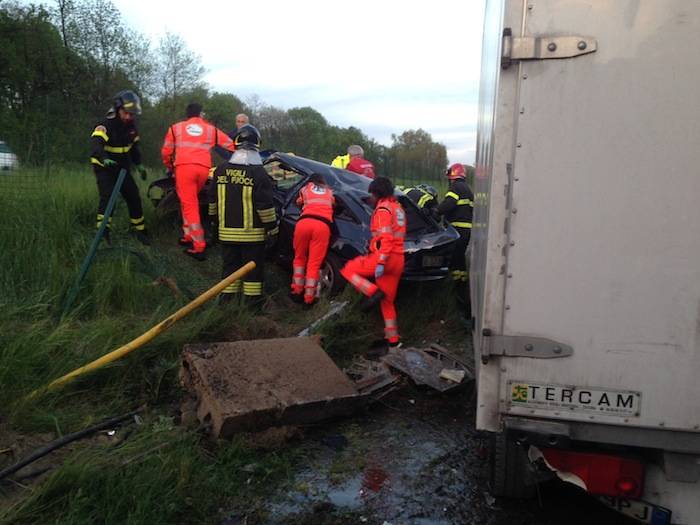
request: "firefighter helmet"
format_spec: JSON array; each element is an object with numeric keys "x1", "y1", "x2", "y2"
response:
[
  {"x1": 233, "y1": 124, "x2": 262, "y2": 151},
  {"x1": 446, "y1": 163, "x2": 465, "y2": 180},
  {"x1": 114, "y1": 90, "x2": 142, "y2": 115}
]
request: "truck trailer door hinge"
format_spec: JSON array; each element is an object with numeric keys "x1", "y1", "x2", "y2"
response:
[
  {"x1": 501, "y1": 27, "x2": 597, "y2": 69},
  {"x1": 480, "y1": 329, "x2": 573, "y2": 364}
]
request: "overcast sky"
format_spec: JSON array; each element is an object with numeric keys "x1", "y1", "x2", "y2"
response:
[{"x1": 57, "y1": 0, "x2": 487, "y2": 164}]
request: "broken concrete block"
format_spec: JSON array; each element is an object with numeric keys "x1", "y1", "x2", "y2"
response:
[{"x1": 180, "y1": 337, "x2": 362, "y2": 439}]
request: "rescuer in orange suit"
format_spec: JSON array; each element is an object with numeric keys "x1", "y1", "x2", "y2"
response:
[
  {"x1": 290, "y1": 173, "x2": 335, "y2": 307},
  {"x1": 161, "y1": 102, "x2": 235, "y2": 260},
  {"x1": 340, "y1": 177, "x2": 405, "y2": 348}
]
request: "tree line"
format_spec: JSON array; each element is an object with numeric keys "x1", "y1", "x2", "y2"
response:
[{"x1": 0, "y1": 0, "x2": 448, "y2": 181}]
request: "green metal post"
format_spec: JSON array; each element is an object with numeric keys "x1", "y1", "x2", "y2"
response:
[{"x1": 62, "y1": 168, "x2": 127, "y2": 315}]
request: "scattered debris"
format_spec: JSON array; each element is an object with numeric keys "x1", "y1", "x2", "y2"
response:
[
  {"x1": 439, "y1": 369, "x2": 466, "y2": 384},
  {"x1": 179, "y1": 338, "x2": 470, "y2": 440},
  {"x1": 343, "y1": 357, "x2": 399, "y2": 396},
  {"x1": 381, "y1": 344, "x2": 472, "y2": 392},
  {"x1": 297, "y1": 301, "x2": 349, "y2": 337}
]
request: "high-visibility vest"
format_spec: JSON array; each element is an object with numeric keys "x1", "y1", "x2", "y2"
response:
[
  {"x1": 370, "y1": 197, "x2": 406, "y2": 263},
  {"x1": 297, "y1": 182, "x2": 335, "y2": 222},
  {"x1": 331, "y1": 154, "x2": 350, "y2": 169},
  {"x1": 161, "y1": 117, "x2": 234, "y2": 169}
]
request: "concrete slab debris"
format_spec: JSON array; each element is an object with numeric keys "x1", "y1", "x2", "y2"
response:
[
  {"x1": 381, "y1": 344, "x2": 473, "y2": 392},
  {"x1": 180, "y1": 337, "x2": 363, "y2": 439}
]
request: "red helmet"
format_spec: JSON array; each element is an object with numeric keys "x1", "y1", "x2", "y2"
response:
[{"x1": 446, "y1": 163, "x2": 465, "y2": 180}]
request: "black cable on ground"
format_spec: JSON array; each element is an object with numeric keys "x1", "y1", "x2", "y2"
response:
[{"x1": 0, "y1": 408, "x2": 143, "y2": 481}]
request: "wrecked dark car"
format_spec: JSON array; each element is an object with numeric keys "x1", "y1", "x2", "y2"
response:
[
  {"x1": 147, "y1": 152, "x2": 460, "y2": 296},
  {"x1": 265, "y1": 152, "x2": 459, "y2": 295}
]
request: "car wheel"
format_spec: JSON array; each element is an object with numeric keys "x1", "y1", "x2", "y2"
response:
[{"x1": 318, "y1": 253, "x2": 346, "y2": 297}]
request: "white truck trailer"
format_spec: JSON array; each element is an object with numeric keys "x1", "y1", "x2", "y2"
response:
[{"x1": 472, "y1": 1, "x2": 700, "y2": 523}]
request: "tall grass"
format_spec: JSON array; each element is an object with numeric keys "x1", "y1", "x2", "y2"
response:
[
  {"x1": 0, "y1": 167, "x2": 235, "y2": 421},
  {"x1": 0, "y1": 167, "x2": 302, "y2": 523}
]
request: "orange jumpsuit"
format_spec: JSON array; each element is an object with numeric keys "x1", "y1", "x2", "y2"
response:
[
  {"x1": 161, "y1": 117, "x2": 234, "y2": 253},
  {"x1": 340, "y1": 197, "x2": 406, "y2": 343},
  {"x1": 291, "y1": 182, "x2": 335, "y2": 304}
]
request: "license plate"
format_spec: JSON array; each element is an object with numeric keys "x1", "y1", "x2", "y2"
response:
[
  {"x1": 422, "y1": 255, "x2": 444, "y2": 267},
  {"x1": 598, "y1": 496, "x2": 672, "y2": 524}
]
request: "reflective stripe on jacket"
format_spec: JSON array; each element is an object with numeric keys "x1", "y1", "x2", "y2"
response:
[
  {"x1": 370, "y1": 197, "x2": 406, "y2": 264},
  {"x1": 296, "y1": 182, "x2": 335, "y2": 222},
  {"x1": 89, "y1": 114, "x2": 141, "y2": 170},
  {"x1": 437, "y1": 179, "x2": 473, "y2": 229},
  {"x1": 161, "y1": 117, "x2": 234, "y2": 170},
  {"x1": 404, "y1": 187, "x2": 436, "y2": 209},
  {"x1": 207, "y1": 163, "x2": 277, "y2": 243}
]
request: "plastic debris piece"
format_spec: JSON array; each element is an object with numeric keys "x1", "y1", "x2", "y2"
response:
[{"x1": 439, "y1": 368, "x2": 466, "y2": 383}]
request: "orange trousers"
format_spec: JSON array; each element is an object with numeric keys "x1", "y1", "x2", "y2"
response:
[
  {"x1": 341, "y1": 253, "x2": 404, "y2": 343},
  {"x1": 292, "y1": 218, "x2": 331, "y2": 304},
  {"x1": 175, "y1": 164, "x2": 209, "y2": 252}
]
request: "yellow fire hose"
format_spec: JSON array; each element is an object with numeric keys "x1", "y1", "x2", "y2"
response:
[{"x1": 29, "y1": 261, "x2": 256, "y2": 399}]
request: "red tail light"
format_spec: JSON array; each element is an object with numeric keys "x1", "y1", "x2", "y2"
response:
[{"x1": 541, "y1": 448, "x2": 644, "y2": 499}]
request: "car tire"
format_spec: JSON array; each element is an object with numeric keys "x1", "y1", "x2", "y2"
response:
[
  {"x1": 318, "y1": 253, "x2": 346, "y2": 297},
  {"x1": 489, "y1": 432, "x2": 537, "y2": 499}
]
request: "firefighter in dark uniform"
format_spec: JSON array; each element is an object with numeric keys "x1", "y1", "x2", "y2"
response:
[
  {"x1": 207, "y1": 125, "x2": 278, "y2": 304},
  {"x1": 437, "y1": 163, "x2": 474, "y2": 293},
  {"x1": 89, "y1": 90, "x2": 149, "y2": 244},
  {"x1": 399, "y1": 184, "x2": 439, "y2": 218}
]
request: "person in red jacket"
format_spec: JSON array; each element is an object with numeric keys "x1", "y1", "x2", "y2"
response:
[
  {"x1": 345, "y1": 145, "x2": 376, "y2": 179},
  {"x1": 290, "y1": 173, "x2": 335, "y2": 306},
  {"x1": 161, "y1": 102, "x2": 235, "y2": 260},
  {"x1": 341, "y1": 177, "x2": 405, "y2": 348}
]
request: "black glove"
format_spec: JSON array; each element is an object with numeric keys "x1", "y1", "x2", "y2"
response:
[{"x1": 265, "y1": 229, "x2": 279, "y2": 251}]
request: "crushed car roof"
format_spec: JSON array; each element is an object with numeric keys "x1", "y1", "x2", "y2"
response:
[{"x1": 267, "y1": 151, "x2": 374, "y2": 204}]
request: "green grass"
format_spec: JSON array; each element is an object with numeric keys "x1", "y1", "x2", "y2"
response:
[
  {"x1": 0, "y1": 167, "x2": 301, "y2": 523},
  {"x1": 0, "y1": 166, "x2": 469, "y2": 524},
  {"x1": 2, "y1": 421, "x2": 296, "y2": 525}
]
